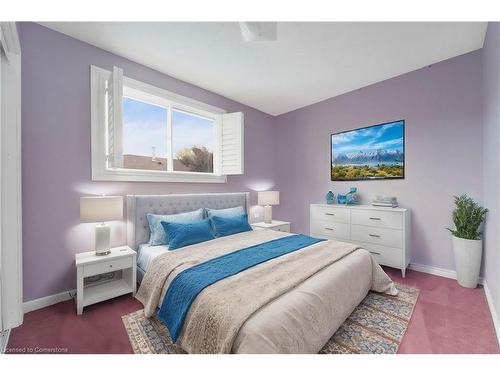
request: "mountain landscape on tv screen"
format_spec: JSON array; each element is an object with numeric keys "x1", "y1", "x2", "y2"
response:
[
  {"x1": 331, "y1": 121, "x2": 405, "y2": 181},
  {"x1": 334, "y1": 149, "x2": 404, "y2": 165}
]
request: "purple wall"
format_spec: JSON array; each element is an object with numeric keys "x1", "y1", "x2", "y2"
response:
[
  {"x1": 19, "y1": 23, "x2": 277, "y2": 301},
  {"x1": 20, "y1": 22, "x2": 490, "y2": 303},
  {"x1": 482, "y1": 22, "x2": 500, "y2": 322},
  {"x1": 274, "y1": 51, "x2": 483, "y2": 271}
]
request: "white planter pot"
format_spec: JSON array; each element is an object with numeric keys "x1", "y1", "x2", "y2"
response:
[{"x1": 451, "y1": 235, "x2": 482, "y2": 288}]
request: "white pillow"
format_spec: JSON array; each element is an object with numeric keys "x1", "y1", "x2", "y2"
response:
[{"x1": 205, "y1": 206, "x2": 245, "y2": 218}]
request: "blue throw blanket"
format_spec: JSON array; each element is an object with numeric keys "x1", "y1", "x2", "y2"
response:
[{"x1": 158, "y1": 234, "x2": 324, "y2": 342}]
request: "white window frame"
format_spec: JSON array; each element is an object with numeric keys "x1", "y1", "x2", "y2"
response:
[{"x1": 91, "y1": 65, "x2": 241, "y2": 183}]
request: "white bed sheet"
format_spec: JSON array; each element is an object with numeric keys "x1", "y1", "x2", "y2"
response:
[{"x1": 137, "y1": 243, "x2": 169, "y2": 272}]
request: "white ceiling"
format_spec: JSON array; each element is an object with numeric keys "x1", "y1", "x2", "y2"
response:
[{"x1": 40, "y1": 22, "x2": 487, "y2": 116}]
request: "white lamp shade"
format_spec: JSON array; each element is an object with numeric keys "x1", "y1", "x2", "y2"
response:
[
  {"x1": 80, "y1": 196, "x2": 123, "y2": 223},
  {"x1": 258, "y1": 191, "x2": 280, "y2": 206}
]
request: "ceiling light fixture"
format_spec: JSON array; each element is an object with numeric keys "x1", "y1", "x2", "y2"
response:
[{"x1": 239, "y1": 22, "x2": 277, "y2": 42}]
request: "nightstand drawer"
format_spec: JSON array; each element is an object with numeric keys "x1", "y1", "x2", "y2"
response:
[
  {"x1": 83, "y1": 257, "x2": 133, "y2": 277},
  {"x1": 273, "y1": 223, "x2": 290, "y2": 232}
]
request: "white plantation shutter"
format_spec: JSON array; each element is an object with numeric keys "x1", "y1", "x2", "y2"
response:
[
  {"x1": 107, "y1": 66, "x2": 123, "y2": 168},
  {"x1": 221, "y1": 112, "x2": 244, "y2": 175}
]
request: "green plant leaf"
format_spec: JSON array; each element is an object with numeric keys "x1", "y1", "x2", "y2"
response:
[{"x1": 447, "y1": 194, "x2": 488, "y2": 240}]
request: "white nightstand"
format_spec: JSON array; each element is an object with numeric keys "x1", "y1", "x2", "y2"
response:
[
  {"x1": 75, "y1": 246, "x2": 136, "y2": 315},
  {"x1": 251, "y1": 220, "x2": 291, "y2": 233}
]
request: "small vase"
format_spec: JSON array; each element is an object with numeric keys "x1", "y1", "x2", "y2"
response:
[
  {"x1": 325, "y1": 191, "x2": 335, "y2": 204},
  {"x1": 451, "y1": 235, "x2": 482, "y2": 288}
]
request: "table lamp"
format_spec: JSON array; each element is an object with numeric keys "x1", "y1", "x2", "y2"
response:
[
  {"x1": 80, "y1": 195, "x2": 123, "y2": 256},
  {"x1": 258, "y1": 191, "x2": 280, "y2": 224}
]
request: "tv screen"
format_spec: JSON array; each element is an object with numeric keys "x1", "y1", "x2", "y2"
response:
[{"x1": 331, "y1": 120, "x2": 405, "y2": 181}]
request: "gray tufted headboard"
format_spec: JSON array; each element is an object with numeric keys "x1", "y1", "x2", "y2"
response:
[{"x1": 126, "y1": 192, "x2": 250, "y2": 250}]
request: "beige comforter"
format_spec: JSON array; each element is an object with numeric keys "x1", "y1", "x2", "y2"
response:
[{"x1": 136, "y1": 230, "x2": 397, "y2": 354}]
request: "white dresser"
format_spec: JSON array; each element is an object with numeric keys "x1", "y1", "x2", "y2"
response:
[{"x1": 310, "y1": 204, "x2": 410, "y2": 277}]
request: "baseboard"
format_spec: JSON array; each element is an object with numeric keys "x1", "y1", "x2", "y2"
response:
[
  {"x1": 0, "y1": 330, "x2": 10, "y2": 353},
  {"x1": 483, "y1": 281, "x2": 500, "y2": 346},
  {"x1": 23, "y1": 289, "x2": 76, "y2": 314},
  {"x1": 408, "y1": 263, "x2": 484, "y2": 284},
  {"x1": 409, "y1": 263, "x2": 457, "y2": 279}
]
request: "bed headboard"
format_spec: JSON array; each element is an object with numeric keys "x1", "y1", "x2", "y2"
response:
[{"x1": 126, "y1": 192, "x2": 250, "y2": 250}]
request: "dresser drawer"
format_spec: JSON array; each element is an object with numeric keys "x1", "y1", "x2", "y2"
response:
[
  {"x1": 311, "y1": 206, "x2": 350, "y2": 224},
  {"x1": 83, "y1": 256, "x2": 133, "y2": 277},
  {"x1": 351, "y1": 209, "x2": 402, "y2": 229},
  {"x1": 351, "y1": 224, "x2": 402, "y2": 248},
  {"x1": 311, "y1": 221, "x2": 350, "y2": 240},
  {"x1": 354, "y1": 242, "x2": 403, "y2": 268}
]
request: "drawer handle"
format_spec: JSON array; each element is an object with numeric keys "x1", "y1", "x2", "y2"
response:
[
  {"x1": 109, "y1": 264, "x2": 113, "y2": 268},
  {"x1": 324, "y1": 227, "x2": 334, "y2": 231},
  {"x1": 369, "y1": 251, "x2": 381, "y2": 255},
  {"x1": 369, "y1": 217, "x2": 382, "y2": 221},
  {"x1": 369, "y1": 234, "x2": 381, "y2": 238},
  {"x1": 325, "y1": 213, "x2": 335, "y2": 216}
]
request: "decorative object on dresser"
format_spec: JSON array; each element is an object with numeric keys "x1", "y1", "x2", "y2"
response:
[
  {"x1": 310, "y1": 204, "x2": 410, "y2": 277},
  {"x1": 258, "y1": 191, "x2": 280, "y2": 224},
  {"x1": 325, "y1": 191, "x2": 335, "y2": 204},
  {"x1": 346, "y1": 187, "x2": 360, "y2": 205},
  {"x1": 372, "y1": 195, "x2": 399, "y2": 208},
  {"x1": 80, "y1": 195, "x2": 123, "y2": 255},
  {"x1": 447, "y1": 194, "x2": 488, "y2": 288},
  {"x1": 251, "y1": 220, "x2": 290, "y2": 233},
  {"x1": 337, "y1": 194, "x2": 347, "y2": 204},
  {"x1": 75, "y1": 246, "x2": 136, "y2": 315}
]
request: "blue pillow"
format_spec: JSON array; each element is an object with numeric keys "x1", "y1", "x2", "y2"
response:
[
  {"x1": 147, "y1": 208, "x2": 204, "y2": 246},
  {"x1": 210, "y1": 214, "x2": 253, "y2": 238},
  {"x1": 161, "y1": 219, "x2": 215, "y2": 250},
  {"x1": 205, "y1": 206, "x2": 245, "y2": 218}
]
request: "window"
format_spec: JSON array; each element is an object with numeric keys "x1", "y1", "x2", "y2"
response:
[
  {"x1": 171, "y1": 110, "x2": 215, "y2": 173},
  {"x1": 122, "y1": 97, "x2": 168, "y2": 171},
  {"x1": 90, "y1": 65, "x2": 244, "y2": 183}
]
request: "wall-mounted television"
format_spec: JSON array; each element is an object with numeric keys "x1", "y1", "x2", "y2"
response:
[{"x1": 331, "y1": 120, "x2": 405, "y2": 181}]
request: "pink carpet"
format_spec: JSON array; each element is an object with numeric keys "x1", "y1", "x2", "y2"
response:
[{"x1": 6, "y1": 268, "x2": 499, "y2": 354}]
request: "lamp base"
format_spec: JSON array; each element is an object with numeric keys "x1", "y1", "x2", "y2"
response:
[
  {"x1": 95, "y1": 223, "x2": 111, "y2": 256},
  {"x1": 95, "y1": 250, "x2": 111, "y2": 256},
  {"x1": 264, "y1": 205, "x2": 273, "y2": 224}
]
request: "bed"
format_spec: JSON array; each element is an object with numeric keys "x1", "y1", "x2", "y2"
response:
[{"x1": 127, "y1": 192, "x2": 397, "y2": 354}]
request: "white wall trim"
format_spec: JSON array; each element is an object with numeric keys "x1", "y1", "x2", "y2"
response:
[
  {"x1": 0, "y1": 329, "x2": 10, "y2": 353},
  {"x1": 483, "y1": 281, "x2": 500, "y2": 346},
  {"x1": 0, "y1": 23, "x2": 20, "y2": 55},
  {"x1": 409, "y1": 263, "x2": 484, "y2": 284},
  {"x1": 23, "y1": 290, "x2": 76, "y2": 314},
  {"x1": 409, "y1": 263, "x2": 457, "y2": 280},
  {"x1": 0, "y1": 21, "x2": 23, "y2": 331}
]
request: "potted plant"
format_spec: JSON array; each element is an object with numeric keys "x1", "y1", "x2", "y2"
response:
[{"x1": 447, "y1": 194, "x2": 488, "y2": 288}]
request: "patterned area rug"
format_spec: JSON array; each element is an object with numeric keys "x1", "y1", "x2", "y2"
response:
[{"x1": 122, "y1": 283, "x2": 419, "y2": 354}]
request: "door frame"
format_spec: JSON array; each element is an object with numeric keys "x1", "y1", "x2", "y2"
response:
[{"x1": 0, "y1": 22, "x2": 23, "y2": 331}]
